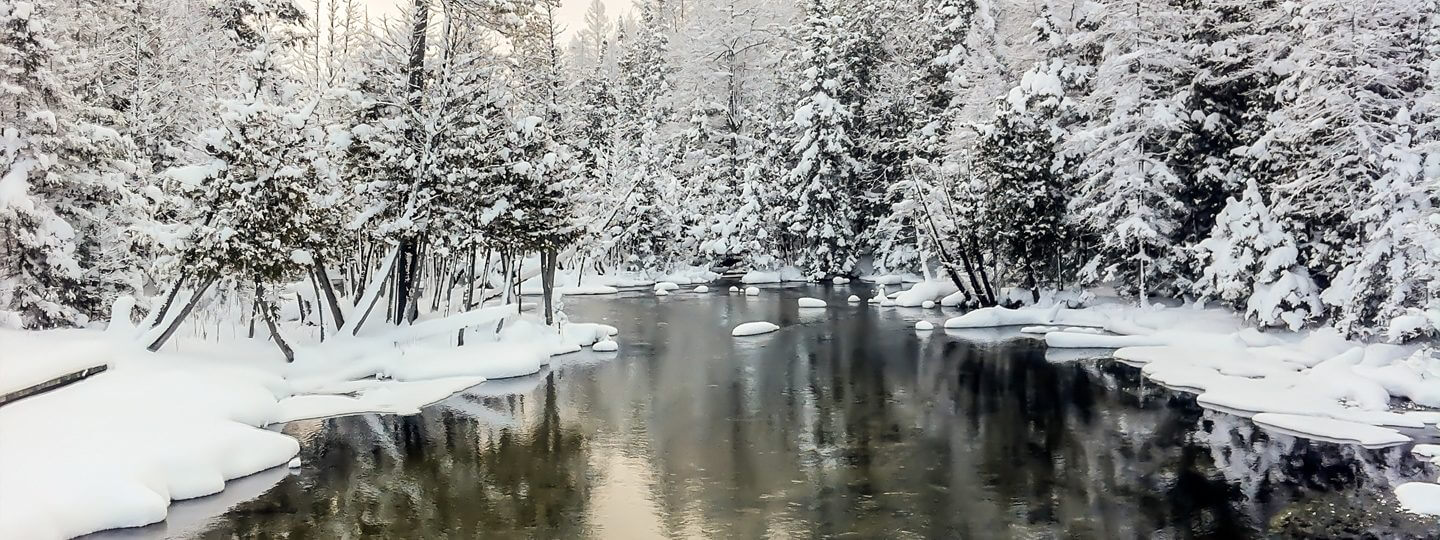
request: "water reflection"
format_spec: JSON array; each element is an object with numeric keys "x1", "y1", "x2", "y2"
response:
[{"x1": 135, "y1": 285, "x2": 1439, "y2": 538}]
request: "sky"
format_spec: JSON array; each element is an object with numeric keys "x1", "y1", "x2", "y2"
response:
[{"x1": 360, "y1": 0, "x2": 631, "y2": 39}]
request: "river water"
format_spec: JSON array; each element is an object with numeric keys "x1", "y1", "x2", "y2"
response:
[{"x1": 93, "y1": 284, "x2": 1438, "y2": 538}]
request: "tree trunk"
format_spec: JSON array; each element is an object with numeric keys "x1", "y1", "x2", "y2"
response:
[
  {"x1": 458, "y1": 246, "x2": 477, "y2": 346},
  {"x1": 147, "y1": 275, "x2": 217, "y2": 352},
  {"x1": 313, "y1": 255, "x2": 346, "y2": 329},
  {"x1": 542, "y1": 248, "x2": 558, "y2": 326},
  {"x1": 256, "y1": 287, "x2": 296, "y2": 363},
  {"x1": 143, "y1": 269, "x2": 191, "y2": 331},
  {"x1": 309, "y1": 270, "x2": 326, "y2": 341}
]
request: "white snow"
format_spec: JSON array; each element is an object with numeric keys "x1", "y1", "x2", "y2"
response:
[
  {"x1": 745, "y1": 286, "x2": 760, "y2": 296},
  {"x1": 740, "y1": 267, "x2": 806, "y2": 284},
  {"x1": 731, "y1": 321, "x2": 780, "y2": 336},
  {"x1": 729, "y1": 286, "x2": 740, "y2": 292},
  {"x1": 287, "y1": 457, "x2": 301, "y2": 468},
  {"x1": 592, "y1": 339, "x2": 618, "y2": 352},
  {"x1": 832, "y1": 277, "x2": 850, "y2": 284},
  {"x1": 916, "y1": 320, "x2": 934, "y2": 331},
  {"x1": 1251, "y1": 413, "x2": 1411, "y2": 448},
  {"x1": 1396, "y1": 482, "x2": 1440, "y2": 516},
  {"x1": 892, "y1": 280, "x2": 958, "y2": 307},
  {"x1": 654, "y1": 281, "x2": 680, "y2": 292},
  {"x1": 798, "y1": 297, "x2": 827, "y2": 308},
  {"x1": 655, "y1": 288, "x2": 670, "y2": 296},
  {"x1": 694, "y1": 285, "x2": 709, "y2": 293},
  {"x1": 0, "y1": 328, "x2": 114, "y2": 396},
  {"x1": 922, "y1": 300, "x2": 936, "y2": 309},
  {"x1": 847, "y1": 295, "x2": 861, "y2": 303}
]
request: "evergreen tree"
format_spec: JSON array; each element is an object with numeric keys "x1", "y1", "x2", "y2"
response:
[
  {"x1": 1, "y1": 0, "x2": 144, "y2": 328},
  {"x1": 782, "y1": 0, "x2": 862, "y2": 279},
  {"x1": 1195, "y1": 180, "x2": 1322, "y2": 330}
]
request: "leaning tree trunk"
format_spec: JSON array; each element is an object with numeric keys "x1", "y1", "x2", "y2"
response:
[
  {"x1": 255, "y1": 285, "x2": 296, "y2": 363},
  {"x1": 313, "y1": 254, "x2": 345, "y2": 329},
  {"x1": 147, "y1": 275, "x2": 218, "y2": 352}
]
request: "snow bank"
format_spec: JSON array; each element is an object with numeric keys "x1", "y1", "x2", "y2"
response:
[
  {"x1": 893, "y1": 281, "x2": 959, "y2": 307},
  {"x1": 0, "y1": 328, "x2": 114, "y2": 396},
  {"x1": 798, "y1": 297, "x2": 827, "y2": 308},
  {"x1": 740, "y1": 267, "x2": 806, "y2": 284},
  {"x1": 732, "y1": 322, "x2": 780, "y2": 336},
  {"x1": 0, "y1": 336, "x2": 299, "y2": 539},
  {"x1": 592, "y1": 339, "x2": 618, "y2": 352},
  {"x1": 1251, "y1": 413, "x2": 1411, "y2": 448},
  {"x1": 654, "y1": 281, "x2": 680, "y2": 292},
  {"x1": 1396, "y1": 483, "x2": 1440, "y2": 515}
]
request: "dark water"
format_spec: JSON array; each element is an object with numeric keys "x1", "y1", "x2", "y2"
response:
[{"x1": 96, "y1": 284, "x2": 1439, "y2": 539}]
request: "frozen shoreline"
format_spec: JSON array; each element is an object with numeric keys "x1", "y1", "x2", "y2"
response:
[
  {"x1": 922, "y1": 294, "x2": 1440, "y2": 516},
  {"x1": 0, "y1": 308, "x2": 619, "y2": 539}
]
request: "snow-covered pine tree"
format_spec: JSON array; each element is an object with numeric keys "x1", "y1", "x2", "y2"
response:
[
  {"x1": 975, "y1": 6, "x2": 1074, "y2": 297},
  {"x1": 0, "y1": 0, "x2": 145, "y2": 328},
  {"x1": 159, "y1": 37, "x2": 324, "y2": 357},
  {"x1": 1065, "y1": 0, "x2": 1190, "y2": 302},
  {"x1": 1194, "y1": 180, "x2": 1322, "y2": 330},
  {"x1": 1261, "y1": 0, "x2": 1424, "y2": 291},
  {"x1": 1310, "y1": 0, "x2": 1435, "y2": 339},
  {"x1": 611, "y1": 0, "x2": 681, "y2": 272},
  {"x1": 782, "y1": 0, "x2": 862, "y2": 279}
]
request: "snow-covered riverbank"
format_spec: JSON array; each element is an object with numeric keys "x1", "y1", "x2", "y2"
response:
[
  {"x1": 900, "y1": 291, "x2": 1440, "y2": 516},
  {"x1": 0, "y1": 307, "x2": 618, "y2": 539}
]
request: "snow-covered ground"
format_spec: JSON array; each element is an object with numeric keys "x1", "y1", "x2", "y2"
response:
[{"x1": 0, "y1": 304, "x2": 619, "y2": 539}]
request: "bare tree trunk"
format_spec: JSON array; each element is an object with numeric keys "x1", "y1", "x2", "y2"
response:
[
  {"x1": 313, "y1": 255, "x2": 346, "y2": 329},
  {"x1": 247, "y1": 294, "x2": 258, "y2": 339},
  {"x1": 256, "y1": 286, "x2": 296, "y2": 363},
  {"x1": 309, "y1": 270, "x2": 327, "y2": 341},
  {"x1": 147, "y1": 275, "x2": 218, "y2": 352},
  {"x1": 458, "y1": 246, "x2": 477, "y2": 346},
  {"x1": 541, "y1": 248, "x2": 558, "y2": 326},
  {"x1": 144, "y1": 269, "x2": 191, "y2": 330}
]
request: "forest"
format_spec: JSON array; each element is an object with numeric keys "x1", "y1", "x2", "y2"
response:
[{"x1": 1, "y1": 0, "x2": 1437, "y2": 348}]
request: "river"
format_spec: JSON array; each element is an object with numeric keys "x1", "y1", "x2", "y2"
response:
[{"x1": 90, "y1": 284, "x2": 1439, "y2": 538}]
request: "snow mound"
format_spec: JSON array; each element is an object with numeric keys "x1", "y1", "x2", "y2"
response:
[
  {"x1": 1396, "y1": 482, "x2": 1440, "y2": 516},
  {"x1": 655, "y1": 289, "x2": 670, "y2": 296},
  {"x1": 592, "y1": 339, "x2": 618, "y2": 352},
  {"x1": 741, "y1": 267, "x2": 805, "y2": 284},
  {"x1": 732, "y1": 322, "x2": 780, "y2": 336},
  {"x1": 654, "y1": 281, "x2": 680, "y2": 292},
  {"x1": 916, "y1": 321, "x2": 934, "y2": 331},
  {"x1": 694, "y1": 285, "x2": 709, "y2": 293},
  {"x1": 833, "y1": 277, "x2": 850, "y2": 284},
  {"x1": 922, "y1": 300, "x2": 936, "y2": 309},
  {"x1": 729, "y1": 286, "x2": 740, "y2": 292},
  {"x1": 1251, "y1": 413, "x2": 1411, "y2": 448},
  {"x1": 287, "y1": 457, "x2": 301, "y2": 468},
  {"x1": 745, "y1": 286, "x2": 760, "y2": 296},
  {"x1": 847, "y1": 295, "x2": 861, "y2": 303},
  {"x1": 798, "y1": 297, "x2": 827, "y2": 308},
  {"x1": 893, "y1": 280, "x2": 959, "y2": 307},
  {"x1": 880, "y1": 299, "x2": 895, "y2": 307}
]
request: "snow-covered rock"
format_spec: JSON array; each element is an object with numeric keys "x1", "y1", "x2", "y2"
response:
[
  {"x1": 655, "y1": 288, "x2": 670, "y2": 296},
  {"x1": 732, "y1": 322, "x2": 780, "y2": 336},
  {"x1": 745, "y1": 286, "x2": 760, "y2": 296},
  {"x1": 833, "y1": 276, "x2": 850, "y2": 284},
  {"x1": 893, "y1": 280, "x2": 959, "y2": 307},
  {"x1": 916, "y1": 321, "x2": 934, "y2": 331},
  {"x1": 922, "y1": 300, "x2": 936, "y2": 309},
  {"x1": 1251, "y1": 413, "x2": 1411, "y2": 448},
  {"x1": 694, "y1": 285, "x2": 709, "y2": 293},
  {"x1": 847, "y1": 295, "x2": 861, "y2": 303},
  {"x1": 654, "y1": 282, "x2": 680, "y2": 292},
  {"x1": 729, "y1": 286, "x2": 740, "y2": 292},
  {"x1": 880, "y1": 299, "x2": 895, "y2": 307},
  {"x1": 1396, "y1": 482, "x2": 1440, "y2": 516},
  {"x1": 798, "y1": 297, "x2": 827, "y2": 308},
  {"x1": 592, "y1": 339, "x2": 618, "y2": 352},
  {"x1": 287, "y1": 457, "x2": 302, "y2": 468}
]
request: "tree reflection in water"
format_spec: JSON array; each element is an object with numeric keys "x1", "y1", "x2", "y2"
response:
[{"x1": 178, "y1": 286, "x2": 1435, "y2": 539}]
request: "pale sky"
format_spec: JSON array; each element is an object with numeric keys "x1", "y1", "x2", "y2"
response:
[{"x1": 360, "y1": 0, "x2": 632, "y2": 39}]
